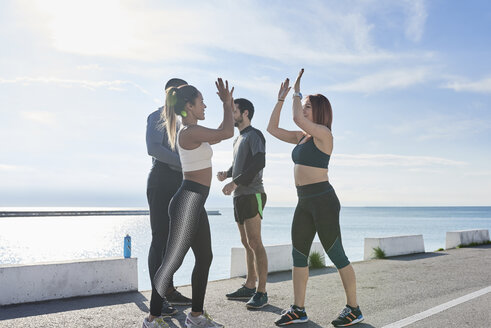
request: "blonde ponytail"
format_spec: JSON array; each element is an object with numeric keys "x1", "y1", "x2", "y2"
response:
[
  {"x1": 159, "y1": 84, "x2": 200, "y2": 150},
  {"x1": 163, "y1": 87, "x2": 178, "y2": 150}
]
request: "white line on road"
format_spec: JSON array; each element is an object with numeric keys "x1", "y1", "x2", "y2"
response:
[{"x1": 381, "y1": 285, "x2": 491, "y2": 328}]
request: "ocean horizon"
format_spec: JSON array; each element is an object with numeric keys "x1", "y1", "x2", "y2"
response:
[{"x1": 1, "y1": 206, "x2": 490, "y2": 291}]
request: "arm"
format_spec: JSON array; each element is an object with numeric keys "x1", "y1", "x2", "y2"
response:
[
  {"x1": 267, "y1": 78, "x2": 304, "y2": 144},
  {"x1": 292, "y1": 69, "x2": 332, "y2": 140},
  {"x1": 181, "y1": 78, "x2": 234, "y2": 147},
  {"x1": 209, "y1": 122, "x2": 226, "y2": 145},
  {"x1": 145, "y1": 110, "x2": 181, "y2": 169},
  {"x1": 233, "y1": 152, "x2": 265, "y2": 186}
]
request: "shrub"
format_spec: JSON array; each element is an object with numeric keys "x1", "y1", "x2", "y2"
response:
[
  {"x1": 457, "y1": 240, "x2": 491, "y2": 248},
  {"x1": 309, "y1": 251, "x2": 326, "y2": 269},
  {"x1": 373, "y1": 247, "x2": 386, "y2": 259}
]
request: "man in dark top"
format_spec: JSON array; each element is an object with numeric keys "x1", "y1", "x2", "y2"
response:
[
  {"x1": 145, "y1": 78, "x2": 191, "y2": 323},
  {"x1": 217, "y1": 98, "x2": 269, "y2": 309}
]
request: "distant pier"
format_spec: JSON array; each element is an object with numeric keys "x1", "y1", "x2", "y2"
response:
[{"x1": 0, "y1": 210, "x2": 221, "y2": 217}]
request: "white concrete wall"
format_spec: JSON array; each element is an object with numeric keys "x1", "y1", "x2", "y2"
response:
[
  {"x1": 364, "y1": 235, "x2": 425, "y2": 260},
  {"x1": 230, "y1": 242, "x2": 325, "y2": 278},
  {"x1": 445, "y1": 229, "x2": 490, "y2": 249},
  {"x1": 0, "y1": 257, "x2": 137, "y2": 306}
]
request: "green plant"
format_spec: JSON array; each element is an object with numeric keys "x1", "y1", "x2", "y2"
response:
[
  {"x1": 308, "y1": 251, "x2": 326, "y2": 269},
  {"x1": 373, "y1": 247, "x2": 386, "y2": 259},
  {"x1": 436, "y1": 248, "x2": 444, "y2": 251},
  {"x1": 457, "y1": 240, "x2": 491, "y2": 248}
]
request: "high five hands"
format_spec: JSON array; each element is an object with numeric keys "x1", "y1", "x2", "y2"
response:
[
  {"x1": 278, "y1": 68, "x2": 304, "y2": 101},
  {"x1": 278, "y1": 78, "x2": 291, "y2": 101},
  {"x1": 215, "y1": 78, "x2": 234, "y2": 107},
  {"x1": 294, "y1": 68, "x2": 304, "y2": 93}
]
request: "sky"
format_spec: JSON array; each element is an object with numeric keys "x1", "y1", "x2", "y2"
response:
[{"x1": 1, "y1": 0, "x2": 490, "y2": 207}]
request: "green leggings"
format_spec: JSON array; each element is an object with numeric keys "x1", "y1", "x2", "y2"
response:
[{"x1": 292, "y1": 181, "x2": 350, "y2": 269}]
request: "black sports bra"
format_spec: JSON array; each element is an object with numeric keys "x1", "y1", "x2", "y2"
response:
[{"x1": 291, "y1": 136, "x2": 330, "y2": 169}]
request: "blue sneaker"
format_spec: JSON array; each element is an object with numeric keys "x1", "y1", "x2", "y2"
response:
[
  {"x1": 246, "y1": 291, "x2": 268, "y2": 309},
  {"x1": 275, "y1": 305, "x2": 308, "y2": 326},
  {"x1": 331, "y1": 305, "x2": 364, "y2": 326}
]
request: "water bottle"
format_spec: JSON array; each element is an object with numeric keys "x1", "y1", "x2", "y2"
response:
[{"x1": 124, "y1": 234, "x2": 131, "y2": 258}]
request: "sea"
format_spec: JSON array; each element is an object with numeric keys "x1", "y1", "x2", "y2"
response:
[{"x1": 1, "y1": 206, "x2": 490, "y2": 291}]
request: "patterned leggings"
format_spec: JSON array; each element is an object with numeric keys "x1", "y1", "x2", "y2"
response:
[{"x1": 154, "y1": 180, "x2": 212, "y2": 313}]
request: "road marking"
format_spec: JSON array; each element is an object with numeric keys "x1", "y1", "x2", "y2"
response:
[{"x1": 381, "y1": 285, "x2": 491, "y2": 328}]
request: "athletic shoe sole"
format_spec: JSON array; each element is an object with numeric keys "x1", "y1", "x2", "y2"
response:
[
  {"x1": 226, "y1": 296, "x2": 254, "y2": 300},
  {"x1": 167, "y1": 301, "x2": 192, "y2": 306},
  {"x1": 333, "y1": 315, "x2": 364, "y2": 327},
  {"x1": 276, "y1": 318, "x2": 309, "y2": 326},
  {"x1": 246, "y1": 302, "x2": 269, "y2": 309}
]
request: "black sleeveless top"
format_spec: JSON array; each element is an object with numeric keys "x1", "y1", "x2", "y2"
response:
[{"x1": 291, "y1": 136, "x2": 330, "y2": 169}]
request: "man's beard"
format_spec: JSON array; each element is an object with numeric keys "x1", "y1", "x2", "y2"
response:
[{"x1": 234, "y1": 118, "x2": 243, "y2": 127}]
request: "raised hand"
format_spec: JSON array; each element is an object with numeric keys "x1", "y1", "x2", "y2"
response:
[
  {"x1": 278, "y1": 78, "x2": 291, "y2": 101},
  {"x1": 294, "y1": 68, "x2": 304, "y2": 93},
  {"x1": 215, "y1": 78, "x2": 234, "y2": 104}
]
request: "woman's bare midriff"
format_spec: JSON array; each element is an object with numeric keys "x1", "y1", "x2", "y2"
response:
[
  {"x1": 183, "y1": 167, "x2": 212, "y2": 187},
  {"x1": 294, "y1": 164, "x2": 329, "y2": 186}
]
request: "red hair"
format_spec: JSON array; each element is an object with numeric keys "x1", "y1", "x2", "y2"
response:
[{"x1": 308, "y1": 94, "x2": 332, "y2": 130}]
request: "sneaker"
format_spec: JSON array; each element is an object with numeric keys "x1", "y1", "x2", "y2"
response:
[
  {"x1": 225, "y1": 284, "x2": 256, "y2": 300},
  {"x1": 275, "y1": 305, "x2": 309, "y2": 326},
  {"x1": 331, "y1": 305, "x2": 364, "y2": 327},
  {"x1": 185, "y1": 311, "x2": 224, "y2": 328},
  {"x1": 166, "y1": 287, "x2": 192, "y2": 305},
  {"x1": 246, "y1": 291, "x2": 268, "y2": 309},
  {"x1": 161, "y1": 298, "x2": 178, "y2": 317},
  {"x1": 142, "y1": 316, "x2": 170, "y2": 328}
]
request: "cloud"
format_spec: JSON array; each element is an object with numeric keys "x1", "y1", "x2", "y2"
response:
[
  {"x1": 443, "y1": 77, "x2": 491, "y2": 94},
  {"x1": 21, "y1": 111, "x2": 56, "y2": 125},
  {"x1": 17, "y1": 0, "x2": 433, "y2": 65},
  {"x1": 327, "y1": 67, "x2": 431, "y2": 93},
  {"x1": 403, "y1": 0, "x2": 428, "y2": 42},
  {"x1": 335, "y1": 154, "x2": 465, "y2": 167},
  {"x1": 0, "y1": 164, "x2": 34, "y2": 172},
  {"x1": 389, "y1": 114, "x2": 491, "y2": 141},
  {"x1": 0, "y1": 77, "x2": 150, "y2": 94},
  {"x1": 268, "y1": 152, "x2": 465, "y2": 168}
]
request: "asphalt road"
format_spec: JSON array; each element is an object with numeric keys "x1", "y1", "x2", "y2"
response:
[{"x1": 1, "y1": 245, "x2": 490, "y2": 327}]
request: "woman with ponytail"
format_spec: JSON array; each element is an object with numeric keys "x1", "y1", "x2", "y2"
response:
[{"x1": 143, "y1": 79, "x2": 234, "y2": 328}]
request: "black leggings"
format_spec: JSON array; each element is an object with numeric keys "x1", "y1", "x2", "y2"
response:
[
  {"x1": 154, "y1": 180, "x2": 213, "y2": 313},
  {"x1": 292, "y1": 181, "x2": 350, "y2": 270},
  {"x1": 147, "y1": 163, "x2": 182, "y2": 316}
]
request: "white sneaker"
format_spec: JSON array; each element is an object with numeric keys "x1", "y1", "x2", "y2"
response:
[
  {"x1": 142, "y1": 316, "x2": 170, "y2": 328},
  {"x1": 185, "y1": 311, "x2": 224, "y2": 328}
]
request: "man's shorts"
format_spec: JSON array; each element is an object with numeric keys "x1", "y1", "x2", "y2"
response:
[{"x1": 233, "y1": 192, "x2": 267, "y2": 225}]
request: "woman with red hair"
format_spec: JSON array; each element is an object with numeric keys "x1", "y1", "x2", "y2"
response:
[{"x1": 267, "y1": 69, "x2": 363, "y2": 327}]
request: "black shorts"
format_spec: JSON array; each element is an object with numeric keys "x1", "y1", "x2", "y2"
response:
[{"x1": 233, "y1": 193, "x2": 267, "y2": 225}]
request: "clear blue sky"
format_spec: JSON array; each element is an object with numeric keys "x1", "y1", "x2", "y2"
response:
[{"x1": 1, "y1": 0, "x2": 490, "y2": 207}]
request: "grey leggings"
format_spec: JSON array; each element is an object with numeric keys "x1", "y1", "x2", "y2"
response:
[
  {"x1": 154, "y1": 180, "x2": 212, "y2": 313},
  {"x1": 292, "y1": 181, "x2": 350, "y2": 269}
]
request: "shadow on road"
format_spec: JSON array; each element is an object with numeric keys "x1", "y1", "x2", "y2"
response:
[{"x1": 0, "y1": 291, "x2": 148, "y2": 320}]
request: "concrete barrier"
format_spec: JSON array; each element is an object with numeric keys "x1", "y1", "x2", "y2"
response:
[
  {"x1": 230, "y1": 242, "x2": 325, "y2": 278},
  {"x1": 0, "y1": 257, "x2": 137, "y2": 306},
  {"x1": 446, "y1": 229, "x2": 490, "y2": 249},
  {"x1": 364, "y1": 235, "x2": 425, "y2": 260}
]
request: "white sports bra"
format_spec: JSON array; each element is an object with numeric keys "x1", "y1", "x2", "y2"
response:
[{"x1": 177, "y1": 128, "x2": 213, "y2": 172}]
